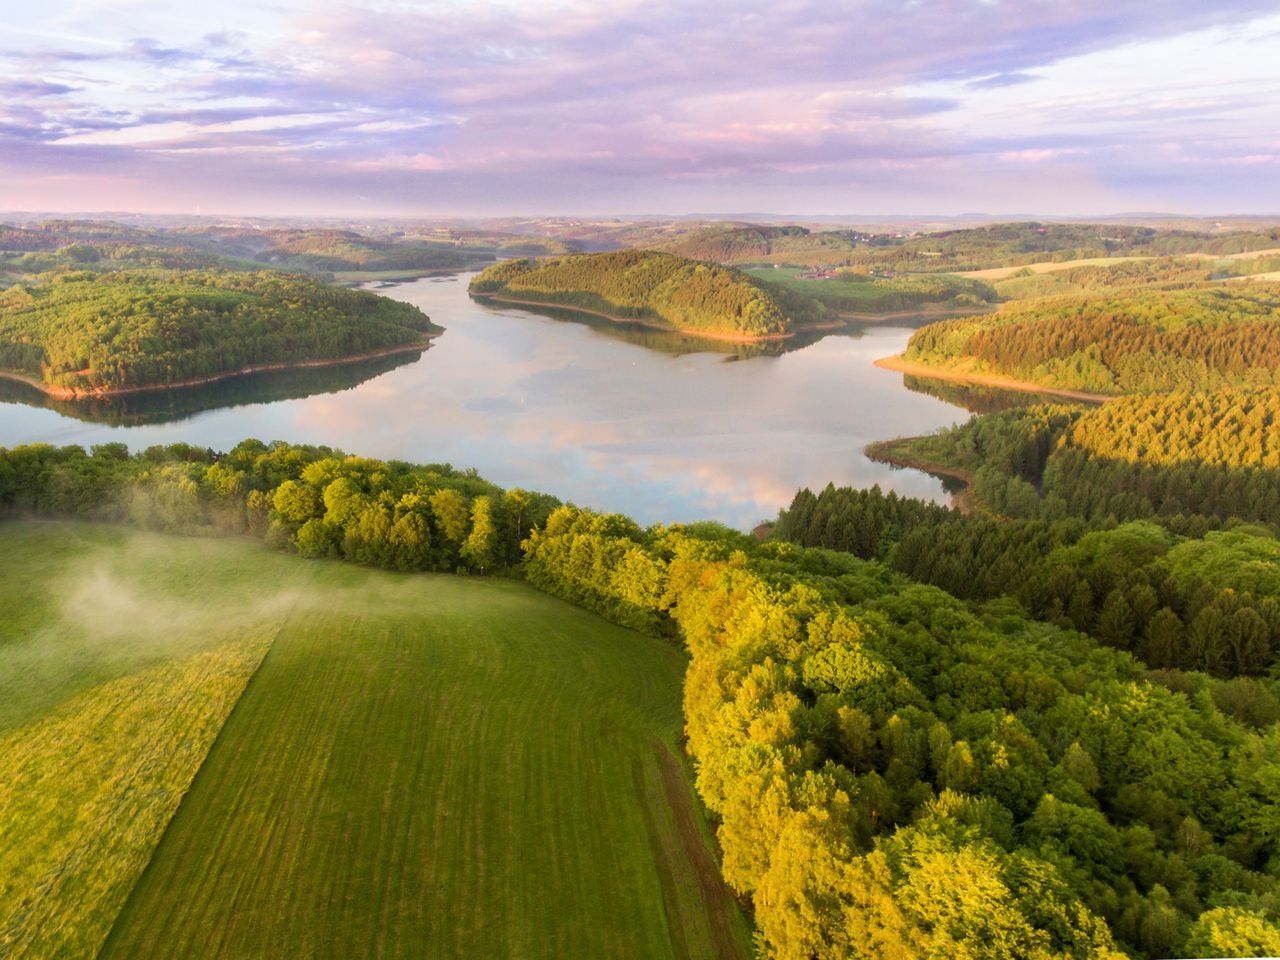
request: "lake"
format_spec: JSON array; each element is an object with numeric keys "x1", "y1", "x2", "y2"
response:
[{"x1": 0, "y1": 273, "x2": 1012, "y2": 528}]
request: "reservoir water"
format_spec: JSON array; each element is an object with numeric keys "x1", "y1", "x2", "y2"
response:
[{"x1": 0, "y1": 273, "x2": 1001, "y2": 528}]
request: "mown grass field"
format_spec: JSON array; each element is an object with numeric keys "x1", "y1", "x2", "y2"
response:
[
  {"x1": 0, "y1": 522, "x2": 315, "y2": 960},
  {"x1": 0, "y1": 520, "x2": 749, "y2": 959}
]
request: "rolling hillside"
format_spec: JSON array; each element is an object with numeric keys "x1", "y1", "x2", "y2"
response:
[
  {"x1": 469, "y1": 249, "x2": 826, "y2": 338},
  {"x1": 1, "y1": 521, "x2": 749, "y2": 960}
]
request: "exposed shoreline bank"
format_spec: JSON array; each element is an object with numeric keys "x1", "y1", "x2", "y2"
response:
[
  {"x1": 471, "y1": 292, "x2": 798, "y2": 343},
  {"x1": 873, "y1": 355, "x2": 1113, "y2": 403},
  {"x1": 864, "y1": 438, "x2": 978, "y2": 514}
]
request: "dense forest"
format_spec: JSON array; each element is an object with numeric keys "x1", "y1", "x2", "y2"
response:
[
  {"x1": 780, "y1": 389, "x2": 1280, "y2": 678},
  {"x1": 0, "y1": 269, "x2": 437, "y2": 393},
  {"x1": 523, "y1": 509, "x2": 1280, "y2": 960},
  {"x1": 4, "y1": 438, "x2": 1280, "y2": 958},
  {"x1": 903, "y1": 286, "x2": 1280, "y2": 394},
  {"x1": 469, "y1": 250, "x2": 827, "y2": 337}
]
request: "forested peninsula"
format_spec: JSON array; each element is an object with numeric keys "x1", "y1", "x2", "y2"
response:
[
  {"x1": 897, "y1": 285, "x2": 1280, "y2": 395},
  {"x1": 468, "y1": 250, "x2": 826, "y2": 339},
  {"x1": 0, "y1": 269, "x2": 439, "y2": 398}
]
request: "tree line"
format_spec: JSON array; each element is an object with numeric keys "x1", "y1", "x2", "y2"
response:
[
  {"x1": 844, "y1": 222, "x2": 1280, "y2": 273},
  {"x1": 523, "y1": 505, "x2": 1280, "y2": 959},
  {"x1": 0, "y1": 440, "x2": 558, "y2": 574}
]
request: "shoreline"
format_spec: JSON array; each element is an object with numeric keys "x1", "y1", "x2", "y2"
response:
[
  {"x1": 476, "y1": 292, "x2": 993, "y2": 340},
  {"x1": 864, "y1": 439, "x2": 978, "y2": 515},
  {"x1": 2, "y1": 334, "x2": 441, "y2": 401},
  {"x1": 471, "y1": 292, "x2": 797, "y2": 343},
  {"x1": 873, "y1": 355, "x2": 1113, "y2": 403},
  {"x1": 835, "y1": 305, "x2": 994, "y2": 323}
]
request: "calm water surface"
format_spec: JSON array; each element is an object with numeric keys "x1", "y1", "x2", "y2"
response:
[{"x1": 0, "y1": 274, "x2": 988, "y2": 528}]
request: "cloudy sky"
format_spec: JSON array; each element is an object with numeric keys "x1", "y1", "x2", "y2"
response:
[{"x1": 4, "y1": 0, "x2": 1280, "y2": 216}]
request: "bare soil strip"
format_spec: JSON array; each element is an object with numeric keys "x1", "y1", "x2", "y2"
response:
[
  {"x1": 472, "y1": 293, "x2": 794, "y2": 343},
  {"x1": 874, "y1": 355, "x2": 1113, "y2": 403}
]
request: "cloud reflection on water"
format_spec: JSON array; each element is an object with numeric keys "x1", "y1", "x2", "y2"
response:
[{"x1": 0, "y1": 274, "x2": 972, "y2": 528}]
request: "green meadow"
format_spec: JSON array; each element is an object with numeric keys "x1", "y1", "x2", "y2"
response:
[{"x1": 0, "y1": 521, "x2": 749, "y2": 960}]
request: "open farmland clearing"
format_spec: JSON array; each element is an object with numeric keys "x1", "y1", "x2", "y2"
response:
[{"x1": 75, "y1": 534, "x2": 749, "y2": 959}]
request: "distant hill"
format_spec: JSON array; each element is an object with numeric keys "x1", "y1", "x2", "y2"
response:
[
  {"x1": 469, "y1": 250, "x2": 826, "y2": 338},
  {"x1": 851, "y1": 222, "x2": 1280, "y2": 273},
  {"x1": 643, "y1": 221, "x2": 1280, "y2": 271},
  {"x1": 0, "y1": 221, "x2": 552, "y2": 280},
  {"x1": 248, "y1": 230, "x2": 484, "y2": 274},
  {"x1": 654, "y1": 224, "x2": 881, "y2": 265}
]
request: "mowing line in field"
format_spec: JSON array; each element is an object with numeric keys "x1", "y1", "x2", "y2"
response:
[{"x1": 98, "y1": 562, "x2": 752, "y2": 959}]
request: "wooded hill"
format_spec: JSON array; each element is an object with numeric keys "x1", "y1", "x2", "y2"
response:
[
  {"x1": 469, "y1": 250, "x2": 827, "y2": 337},
  {"x1": 0, "y1": 269, "x2": 437, "y2": 394},
  {"x1": 0, "y1": 221, "x2": 572, "y2": 280},
  {"x1": 249, "y1": 230, "x2": 486, "y2": 274},
  {"x1": 655, "y1": 224, "x2": 883, "y2": 265},
  {"x1": 902, "y1": 285, "x2": 1280, "y2": 394},
  {"x1": 845, "y1": 223, "x2": 1280, "y2": 273}
]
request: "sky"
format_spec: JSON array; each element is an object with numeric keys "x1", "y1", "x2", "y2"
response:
[{"x1": 3, "y1": 0, "x2": 1280, "y2": 217}]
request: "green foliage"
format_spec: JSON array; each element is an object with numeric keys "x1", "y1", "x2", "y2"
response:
[
  {"x1": 771, "y1": 482, "x2": 957, "y2": 559},
  {"x1": 0, "y1": 440, "x2": 558, "y2": 576},
  {"x1": 656, "y1": 223, "x2": 881, "y2": 265},
  {"x1": 520, "y1": 504, "x2": 1280, "y2": 959},
  {"x1": 782, "y1": 391, "x2": 1280, "y2": 678},
  {"x1": 0, "y1": 268, "x2": 436, "y2": 392},
  {"x1": 904, "y1": 287, "x2": 1280, "y2": 394},
  {"x1": 460, "y1": 495, "x2": 499, "y2": 573},
  {"x1": 648, "y1": 221, "x2": 1280, "y2": 272},
  {"x1": 469, "y1": 250, "x2": 826, "y2": 337},
  {"x1": 1062, "y1": 388, "x2": 1280, "y2": 469},
  {"x1": 1184, "y1": 907, "x2": 1280, "y2": 957}
]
